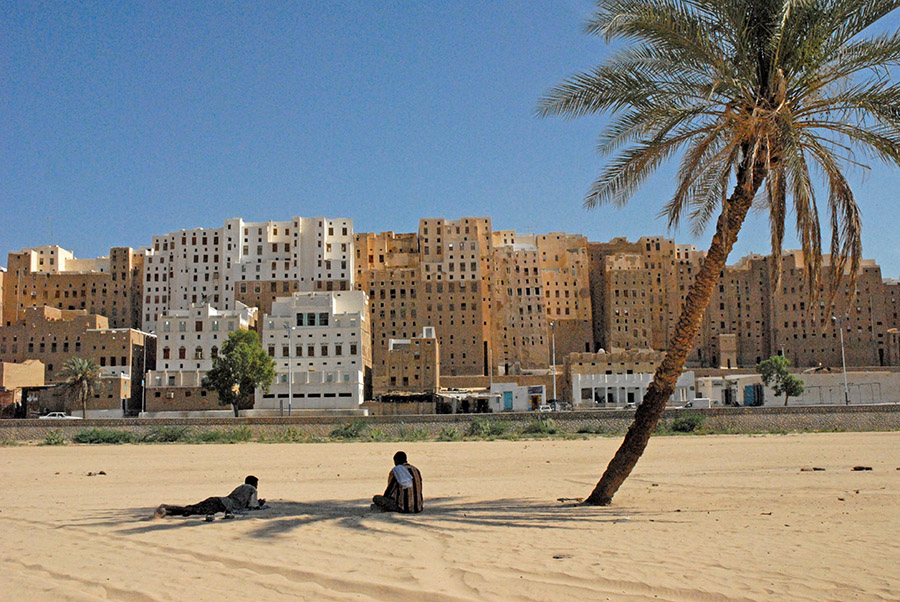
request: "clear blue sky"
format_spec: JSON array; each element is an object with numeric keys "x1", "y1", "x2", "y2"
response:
[{"x1": 3, "y1": 2, "x2": 900, "y2": 276}]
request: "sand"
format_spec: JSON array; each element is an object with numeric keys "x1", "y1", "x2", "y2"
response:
[{"x1": 1, "y1": 432, "x2": 899, "y2": 601}]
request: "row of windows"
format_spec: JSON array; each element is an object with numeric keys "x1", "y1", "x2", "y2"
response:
[
  {"x1": 268, "y1": 343, "x2": 358, "y2": 357},
  {"x1": 161, "y1": 320, "x2": 236, "y2": 333}
]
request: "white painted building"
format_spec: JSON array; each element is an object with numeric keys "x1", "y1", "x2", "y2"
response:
[
  {"x1": 489, "y1": 382, "x2": 546, "y2": 412},
  {"x1": 148, "y1": 302, "x2": 257, "y2": 388},
  {"x1": 260, "y1": 291, "x2": 371, "y2": 410},
  {"x1": 571, "y1": 371, "x2": 696, "y2": 407},
  {"x1": 142, "y1": 216, "x2": 354, "y2": 331}
]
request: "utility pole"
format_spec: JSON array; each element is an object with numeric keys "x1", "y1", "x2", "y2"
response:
[
  {"x1": 832, "y1": 315, "x2": 850, "y2": 405},
  {"x1": 284, "y1": 322, "x2": 294, "y2": 416},
  {"x1": 550, "y1": 321, "x2": 557, "y2": 402}
]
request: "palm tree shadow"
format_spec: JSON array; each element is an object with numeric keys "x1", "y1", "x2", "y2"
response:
[{"x1": 242, "y1": 497, "x2": 655, "y2": 539}]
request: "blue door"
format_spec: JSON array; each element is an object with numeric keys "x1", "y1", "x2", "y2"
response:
[{"x1": 503, "y1": 392, "x2": 513, "y2": 411}]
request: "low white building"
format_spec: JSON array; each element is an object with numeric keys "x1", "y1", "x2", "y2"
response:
[
  {"x1": 489, "y1": 383, "x2": 546, "y2": 412},
  {"x1": 571, "y1": 371, "x2": 696, "y2": 407},
  {"x1": 148, "y1": 302, "x2": 257, "y2": 388},
  {"x1": 260, "y1": 291, "x2": 371, "y2": 410}
]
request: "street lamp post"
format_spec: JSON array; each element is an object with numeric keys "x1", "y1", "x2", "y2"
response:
[
  {"x1": 283, "y1": 323, "x2": 293, "y2": 417},
  {"x1": 832, "y1": 315, "x2": 850, "y2": 405},
  {"x1": 550, "y1": 321, "x2": 557, "y2": 402}
]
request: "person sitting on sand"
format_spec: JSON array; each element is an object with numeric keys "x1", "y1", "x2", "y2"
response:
[
  {"x1": 372, "y1": 451, "x2": 423, "y2": 513},
  {"x1": 155, "y1": 475, "x2": 266, "y2": 519}
]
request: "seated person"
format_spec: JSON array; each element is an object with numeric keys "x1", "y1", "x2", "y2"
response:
[
  {"x1": 155, "y1": 475, "x2": 266, "y2": 519},
  {"x1": 372, "y1": 451, "x2": 423, "y2": 513}
]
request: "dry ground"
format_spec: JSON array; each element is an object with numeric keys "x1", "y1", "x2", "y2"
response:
[{"x1": 1, "y1": 432, "x2": 899, "y2": 601}]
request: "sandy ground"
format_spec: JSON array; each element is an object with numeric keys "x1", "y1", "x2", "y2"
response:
[{"x1": 1, "y1": 432, "x2": 899, "y2": 601}]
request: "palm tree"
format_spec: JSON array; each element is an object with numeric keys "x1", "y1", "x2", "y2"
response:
[
  {"x1": 539, "y1": 0, "x2": 900, "y2": 505},
  {"x1": 60, "y1": 357, "x2": 101, "y2": 419}
]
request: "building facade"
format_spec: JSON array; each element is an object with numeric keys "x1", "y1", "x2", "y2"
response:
[
  {"x1": 260, "y1": 291, "x2": 371, "y2": 410},
  {"x1": 3, "y1": 246, "x2": 146, "y2": 329},
  {"x1": 144, "y1": 302, "x2": 257, "y2": 412},
  {"x1": 566, "y1": 349, "x2": 695, "y2": 407},
  {"x1": 373, "y1": 327, "x2": 440, "y2": 397},
  {"x1": 0, "y1": 306, "x2": 153, "y2": 416},
  {"x1": 142, "y1": 217, "x2": 353, "y2": 332}
]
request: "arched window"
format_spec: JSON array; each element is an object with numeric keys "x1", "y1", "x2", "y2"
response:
[
  {"x1": 195, "y1": 347, "x2": 203, "y2": 360},
  {"x1": 178, "y1": 347, "x2": 186, "y2": 360},
  {"x1": 211, "y1": 346, "x2": 218, "y2": 359},
  {"x1": 162, "y1": 347, "x2": 170, "y2": 360}
]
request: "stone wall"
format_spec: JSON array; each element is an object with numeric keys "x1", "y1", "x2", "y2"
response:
[{"x1": 2, "y1": 404, "x2": 899, "y2": 443}]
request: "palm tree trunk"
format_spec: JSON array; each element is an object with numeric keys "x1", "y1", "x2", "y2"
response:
[{"x1": 584, "y1": 157, "x2": 767, "y2": 506}]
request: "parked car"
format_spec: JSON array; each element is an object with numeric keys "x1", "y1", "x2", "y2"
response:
[
  {"x1": 38, "y1": 412, "x2": 82, "y2": 420},
  {"x1": 537, "y1": 404, "x2": 553, "y2": 413}
]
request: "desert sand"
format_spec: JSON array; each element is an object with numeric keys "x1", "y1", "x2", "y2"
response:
[{"x1": 1, "y1": 432, "x2": 899, "y2": 601}]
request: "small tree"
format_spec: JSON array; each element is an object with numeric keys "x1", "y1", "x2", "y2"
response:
[
  {"x1": 202, "y1": 330, "x2": 275, "y2": 417},
  {"x1": 60, "y1": 357, "x2": 101, "y2": 418},
  {"x1": 756, "y1": 356, "x2": 805, "y2": 406}
]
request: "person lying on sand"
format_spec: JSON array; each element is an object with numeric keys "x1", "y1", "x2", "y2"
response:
[
  {"x1": 372, "y1": 451, "x2": 423, "y2": 513},
  {"x1": 155, "y1": 475, "x2": 266, "y2": 519}
]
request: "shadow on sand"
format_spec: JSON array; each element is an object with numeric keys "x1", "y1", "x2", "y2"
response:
[{"x1": 106, "y1": 496, "x2": 668, "y2": 538}]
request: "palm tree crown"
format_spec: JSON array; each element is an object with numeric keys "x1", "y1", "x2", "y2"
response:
[
  {"x1": 60, "y1": 357, "x2": 101, "y2": 419},
  {"x1": 539, "y1": 0, "x2": 900, "y2": 292}
]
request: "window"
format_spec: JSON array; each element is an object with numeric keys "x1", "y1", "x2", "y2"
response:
[{"x1": 319, "y1": 313, "x2": 329, "y2": 326}]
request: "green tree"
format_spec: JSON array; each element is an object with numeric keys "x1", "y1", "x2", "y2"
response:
[
  {"x1": 202, "y1": 330, "x2": 275, "y2": 417},
  {"x1": 539, "y1": 0, "x2": 900, "y2": 505},
  {"x1": 60, "y1": 357, "x2": 101, "y2": 418},
  {"x1": 757, "y1": 356, "x2": 805, "y2": 405}
]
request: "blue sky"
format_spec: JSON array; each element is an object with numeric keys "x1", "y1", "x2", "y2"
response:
[{"x1": 3, "y1": 2, "x2": 900, "y2": 276}]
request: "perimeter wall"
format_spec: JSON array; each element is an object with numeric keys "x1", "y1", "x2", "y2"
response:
[{"x1": 2, "y1": 404, "x2": 899, "y2": 442}]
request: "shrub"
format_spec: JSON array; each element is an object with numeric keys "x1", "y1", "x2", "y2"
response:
[
  {"x1": 671, "y1": 413, "x2": 704, "y2": 433},
  {"x1": 407, "y1": 427, "x2": 430, "y2": 441},
  {"x1": 140, "y1": 426, "x2": 190, "y2": 443},
  {"x1": 330, "y1": 420, "x2": 367, "y2": 439},
  {"x1": 521, "y1": 417, "x2": 559, "y2": 435},
  {"x1": 576, "y1": 424, "x2": 603, "y2": 435},
  {"x1": 437, "y1": 426, "x2": 462, "y2": 441},
  {"x1": 42, "y1": 430, "x2": 67, "y2": 446},
  {"x1": 366, "y1": 428, "x2": 389, "y2": 441},
  {"x1": 265, "y1": 427, "x2": 309, "y2": 443},
  {"x1": 73, "y1": 428, "x2": 134, "y2": 444},
  {"x1": 194, "y1": 427, "x2": 253, "y2": 443},
  {"x1": 466, "y1": 417, "x2": 507, "y2": 438}
]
